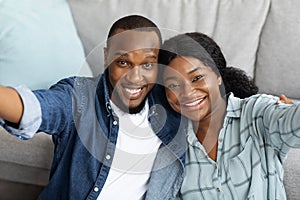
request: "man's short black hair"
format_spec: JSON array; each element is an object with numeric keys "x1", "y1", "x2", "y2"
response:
[{"x1": 107, "y1": 15, "x2": 162, "y2": 48}]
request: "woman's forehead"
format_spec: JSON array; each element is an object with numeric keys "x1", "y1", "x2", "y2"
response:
[{"x1": 163, "y1": 56, "x2": 215, "y2": 78}]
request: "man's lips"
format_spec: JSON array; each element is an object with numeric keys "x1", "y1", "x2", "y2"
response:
[
  {"x1": 124, "y1": 87, "x2": 142, "y2": 94},
  {"x1": 122, "y1": 86, "x2": 145, "y2": 99}
]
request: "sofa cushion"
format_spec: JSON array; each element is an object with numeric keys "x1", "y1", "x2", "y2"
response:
[
  {"x1": 0, "y1": 179, "x2": 44, "y2": 200},
  {"x1": 255, "y1": 0, "x2": 300, "y2": 99},
  {"x1": 0, "y1": 127, "x2": 53, "y2": 187},
  {"x1": 0, "y1": 0, "x2": 90, "y2": 90},
  {"x1": 284, "y1": 148, "x2": 300, "y2": 200}
]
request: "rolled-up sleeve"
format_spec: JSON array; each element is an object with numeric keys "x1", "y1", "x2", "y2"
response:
[{"x1": 0, "y1": 85, "x2": 41, "y2": 140}]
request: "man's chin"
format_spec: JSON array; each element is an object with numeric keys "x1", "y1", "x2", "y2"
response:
[
  {"x1": 111, "y1": 90, "x2": 148, "y2": 114},
  {"x1": 128, "y1": 101, "x2": 146, "y2": 114},
  {"x1": 111, "y1": 98, "x2": 146, "y2": 114},
  {"x1": 118, "y1": 99, "x2": 145, "y2": 114}
]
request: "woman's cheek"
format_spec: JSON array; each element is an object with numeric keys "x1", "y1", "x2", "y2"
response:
[{"x1": 166, "y1": 93, "x2": 180, "y2": 112}]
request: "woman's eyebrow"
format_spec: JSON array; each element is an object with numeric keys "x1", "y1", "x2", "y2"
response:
[
  {"x1": 188, "y1": 67, "x2": 202, "y2": 74},
  {"x1": 163, "y1": 76, "x2": 177, "y2": 82}
]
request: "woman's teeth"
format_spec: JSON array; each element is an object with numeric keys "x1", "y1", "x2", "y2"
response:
[{"x1": 184, "y1": 99, "x2": 203, "y2": 106}]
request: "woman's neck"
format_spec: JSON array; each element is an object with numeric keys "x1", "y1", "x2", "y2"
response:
[{"x1": 192, "y1": 98, "x2": 227, "y2": 161}]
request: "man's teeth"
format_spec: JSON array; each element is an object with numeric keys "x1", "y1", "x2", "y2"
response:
[
  {"x1": 125, "y1": 88, "x2": 142, "y2": 94},
  {"x1": 184, "y1": 99, "x2": 203, "y2": 106}
]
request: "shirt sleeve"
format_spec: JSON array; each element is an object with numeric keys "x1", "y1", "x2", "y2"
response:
[
  {"x1": 0, "y1": 85, "x2": 42, "y2": 140},
  {"x1": 33, "y1": 77, "x2": 75, "y2": 136},
  {"x1": 258, "y1": 95, "x2": 300, "y2": 157}
]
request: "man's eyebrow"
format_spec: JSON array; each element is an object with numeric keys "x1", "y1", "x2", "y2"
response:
[
  {"x1": 114, "y1": 51, "x2": 129, "y2": 57},
  {"x1": 113, "y1": 50, "x2": 157, "y2": 59},
  {"x1": 145, "y1": 54, "x2": 157, "y2": 59},
  {"x1": 143, "y1": 48, "x2": 158, "y2": 59}
]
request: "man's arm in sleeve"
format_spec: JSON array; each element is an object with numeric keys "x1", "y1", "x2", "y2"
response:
[
  {"x1": 0, "y1": 85, "x2": 42, "y2": 139},
  {"x1": 0, "y1": 86, "x2": 23, "y2": 124}
]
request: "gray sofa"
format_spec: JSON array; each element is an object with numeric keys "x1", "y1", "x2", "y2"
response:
[{"x1": 0, "y1": 0, "x2": 300, "y2": 199}]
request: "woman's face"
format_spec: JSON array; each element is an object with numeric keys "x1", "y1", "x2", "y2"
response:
[{"x1": 163, "y1": 56, "x2": 223, "y2": 121}]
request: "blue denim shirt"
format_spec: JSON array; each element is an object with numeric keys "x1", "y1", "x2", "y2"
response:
[{"x1": 1, "y1": 70, "x2": 187, "y2": 200}]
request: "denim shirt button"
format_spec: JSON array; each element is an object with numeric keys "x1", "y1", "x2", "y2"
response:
[
  {"x1": 106, "y1": 155, "x2": 111, "y2": 160},
  {"x1": 113, "y1": 121, "x2": 118, "y2": 125},
  {"x1": 94, "y1": 187, "x2": 99, "y2": 192}
]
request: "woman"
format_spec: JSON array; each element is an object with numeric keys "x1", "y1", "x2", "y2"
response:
[{"x1": 159, "y1": 32, "x2": 299, "y2": 199}]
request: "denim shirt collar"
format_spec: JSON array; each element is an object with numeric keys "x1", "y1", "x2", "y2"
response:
[{"x1": 96, "y1": 69, "x2": 113, "y2": 117}]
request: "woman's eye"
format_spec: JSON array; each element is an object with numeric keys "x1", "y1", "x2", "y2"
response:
[
  {"x1": 167, "y1": 83, "x2": 180, "y2": 89},
  {"x1": 192, "y1": 74, "x2": 204, "y2": 82}
]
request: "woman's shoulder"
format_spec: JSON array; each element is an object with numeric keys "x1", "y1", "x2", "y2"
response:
[{"x1": 227, "y1": 93, "x2": 279, "y2": 115}]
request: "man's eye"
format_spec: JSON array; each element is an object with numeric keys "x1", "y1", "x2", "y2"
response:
[
  {"x1": 141, "y1": 63, "x2": 154, "y2": 69},
  {"x1": 192, "y1": 74, "x2": 204, "y2": 82},
  {"x1": 117, "y1": 60, "x2": 129, "y2": 67}
]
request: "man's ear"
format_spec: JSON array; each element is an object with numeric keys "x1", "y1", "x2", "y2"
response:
[{"x1": 104, "y1": 47, "x2": 108, "y2": 67}]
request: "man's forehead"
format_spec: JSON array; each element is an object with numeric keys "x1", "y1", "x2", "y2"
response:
[{"x1": 108, "y1": 30, "x2": 160, "y2": 52}]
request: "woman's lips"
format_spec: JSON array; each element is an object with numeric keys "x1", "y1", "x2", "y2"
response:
[{"x1": 181, "y1": 97, "x2": 206, "y2": 111}]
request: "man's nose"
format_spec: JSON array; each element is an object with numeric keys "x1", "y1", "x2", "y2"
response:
[{"x1": 126, "y1": 66, "x2": 143, "y2": 83}]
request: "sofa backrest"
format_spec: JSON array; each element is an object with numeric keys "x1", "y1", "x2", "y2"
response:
[
  {"x1": 67, "y1": 0, "x2": 268, "y2": 78},
  {"x1": 68, "y1": 0, "x2": 300, "y2": 100},
  {"x1": 255, "y1": 0, "x2": 300, "y2": 100}
]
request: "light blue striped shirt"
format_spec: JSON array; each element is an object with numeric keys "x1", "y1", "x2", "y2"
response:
[{"x1": 177, "y1": 93, "x2": 300, "y2": 200}]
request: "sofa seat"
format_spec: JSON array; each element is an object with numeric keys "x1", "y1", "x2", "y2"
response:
[{"x1": 0, "y1": 127, "x2": 53, "y2": 200}]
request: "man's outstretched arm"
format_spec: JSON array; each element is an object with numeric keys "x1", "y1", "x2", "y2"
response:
[{"x1": 0, "y1": 86, "x2": 24, "y2": 124}]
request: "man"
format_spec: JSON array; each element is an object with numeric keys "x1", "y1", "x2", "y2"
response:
[{"x1": 0, "y1": 15, "x2": 187, "y2": 199}]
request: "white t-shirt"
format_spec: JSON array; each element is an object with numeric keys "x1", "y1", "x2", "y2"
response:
[{"x1": 97, "y1": 100, "x2": 162, "y2": 200}]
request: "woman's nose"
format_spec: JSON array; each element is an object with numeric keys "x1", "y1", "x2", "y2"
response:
[{"x1": 181, "y1": 82, "x2": 195, "y2": 97}]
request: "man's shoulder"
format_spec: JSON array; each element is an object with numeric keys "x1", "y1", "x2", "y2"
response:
[{"x1": 48, "y1": 76, "x2": 101, "y2": 92}]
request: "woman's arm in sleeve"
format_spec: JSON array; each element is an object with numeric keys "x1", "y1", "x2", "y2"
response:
[{"x1": 261, "y1": 96, "x2": 300, "y2": 154}]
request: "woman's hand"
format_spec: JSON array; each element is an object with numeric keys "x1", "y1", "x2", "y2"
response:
[{"x1": 276, "y1": 94, "x2": 294, "y2": 104}]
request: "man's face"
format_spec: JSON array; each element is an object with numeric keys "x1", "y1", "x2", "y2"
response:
[{"x1": 104, "y1": 29, "x2": 160, "y2": 113}]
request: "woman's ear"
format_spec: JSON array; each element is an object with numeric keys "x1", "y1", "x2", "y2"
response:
[{"x1": 218, "y1": 76, "x2": 222, "y2": 86}]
